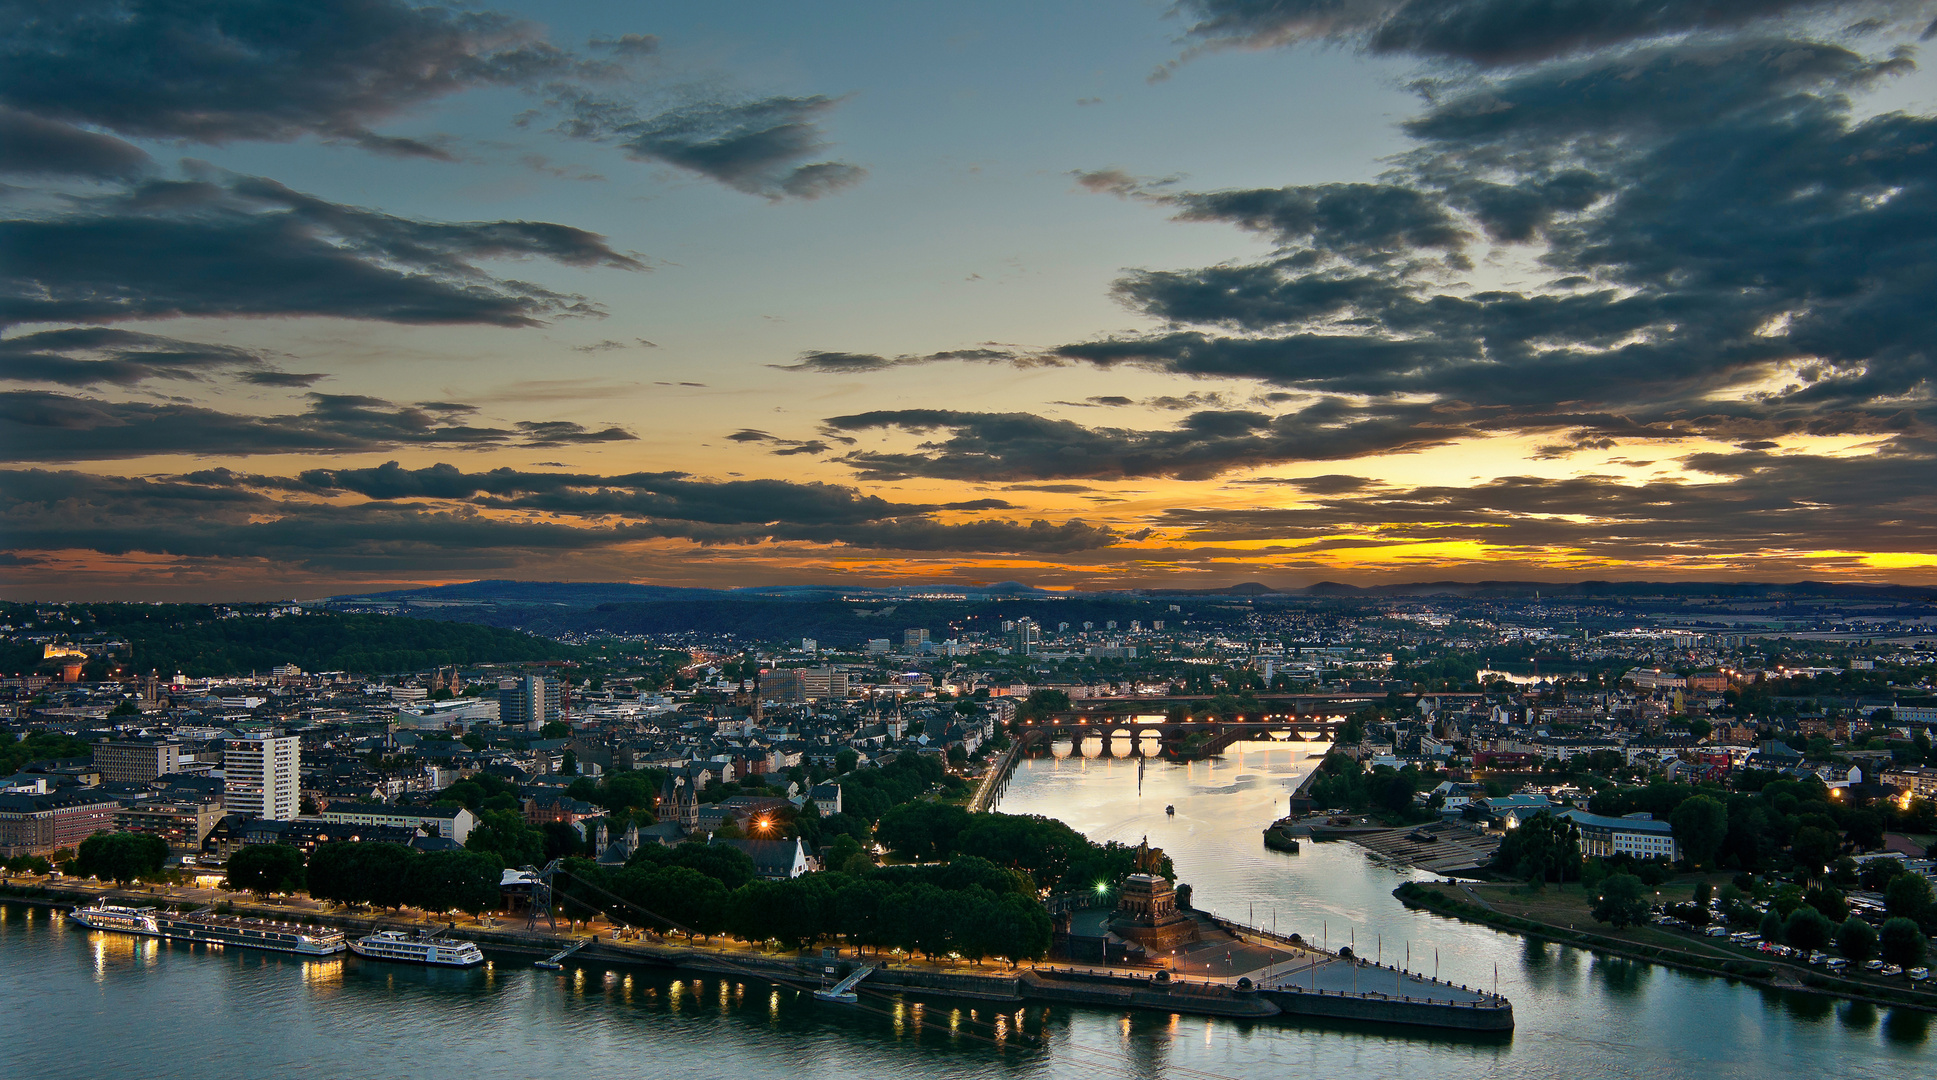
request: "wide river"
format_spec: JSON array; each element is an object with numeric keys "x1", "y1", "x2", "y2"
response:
[{"x1": 2, "y1": 738, "x2": 1928, "y2": 1079}]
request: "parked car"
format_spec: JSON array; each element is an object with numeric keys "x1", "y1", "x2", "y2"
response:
[
  {"x1": 1880, "y1": 965, "x2": 1903, "y2": 977},
  {"x1": 1909, "y1": 968, "x2": 1929, "y2": 982},
  {"x1": 1864, "y1": 959, "x2": 1886, "y2": 972}
]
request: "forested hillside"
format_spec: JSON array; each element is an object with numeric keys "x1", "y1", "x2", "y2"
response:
[{"x1": 1, "y1": 603, "x2": 578, "y2": 677}]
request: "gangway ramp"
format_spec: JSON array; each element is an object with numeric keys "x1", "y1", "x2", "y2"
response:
[
  {"x1": 534, "y1": 938, "x2": 590, "y2": 970},
  {"x1": 813, "y1": 965, "x2": 874, "y2": 1003}
]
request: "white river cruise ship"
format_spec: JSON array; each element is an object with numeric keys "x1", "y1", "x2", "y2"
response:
[
  {"x1": 67, "y1": 903, "x2": 346, "y2": 956},
  {"x1": 349, "y1": 930, "x2": 485, "y2": 967}
]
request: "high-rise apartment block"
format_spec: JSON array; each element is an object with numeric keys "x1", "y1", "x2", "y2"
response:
[
  {"x1": 223, "y1": 733, "x2": 300, "y2": 821},
  {"x1": 498, "y1": 675, "x2": 562, "y2": 731}
]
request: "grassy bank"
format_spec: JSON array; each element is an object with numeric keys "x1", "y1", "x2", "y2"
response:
[{"x1": 1394, "y1": 881, "x2": 1937, "y2": 1014}]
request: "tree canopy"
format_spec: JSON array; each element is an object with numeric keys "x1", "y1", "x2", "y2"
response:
[
  {"x1": 224, "y1": 844, "x2": 307, "y2": 897},
  {"x1": 75, "y1": 832, "x2": 168, "y2": 886},
  {"x1": 1495, "y1": 811, "x2": 1583, "y2": 884},
  {"x1": 1589, "y1": 873, "x2": 1649, "y2": 929}
]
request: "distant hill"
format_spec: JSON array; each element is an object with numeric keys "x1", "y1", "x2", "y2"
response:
[
  {"x1": 335, "y1": 579, "x2": 1060, "y2": 606},
  {"x1": 1298, "y1": 580, "x2": 1937, "y2": 601},
  {"x1": 333, "y1": 577, "x2": 1937, "y2": 606}
]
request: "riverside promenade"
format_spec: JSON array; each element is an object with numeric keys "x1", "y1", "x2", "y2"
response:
[{"x1": 10, "y1": 875, "x2": 1512, "y2": 1032}]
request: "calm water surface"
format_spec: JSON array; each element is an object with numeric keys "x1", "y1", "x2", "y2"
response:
[{"x1": 2, "y1": 737, "x2": 1928, "y2": 1080}]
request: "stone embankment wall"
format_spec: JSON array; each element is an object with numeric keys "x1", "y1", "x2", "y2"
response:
[{"x1": 1263, "y1": 987, "x2": 1515, "y2": 1031}]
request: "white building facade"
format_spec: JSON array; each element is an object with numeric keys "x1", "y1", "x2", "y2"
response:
[{"x1": 223, "y1": 733, "x2": 300, "y2": 821}]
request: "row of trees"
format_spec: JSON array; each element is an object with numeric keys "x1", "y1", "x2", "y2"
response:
[
  {"x1": 1585, "y1": 867, "x2": 1931, "y2": 968},
  {"x1": 1307, "y1": 754, "x2": 1439, "y2": 823},
  {"x1": 235, "y1": 841, "x2": 506, "y2": 914},
  {"x1": 1585, "y1": 870, "x2": 1928, "y2": 965},
  {"x1": 557, "y1": 852, "x2": 1053, "y2": 962},
  {"x1": 1589, "y1": 775, "x2": 1927, "y2": 873},
  {"x1": 73, "y1": 832, "x2": 170, "y2": 885}
]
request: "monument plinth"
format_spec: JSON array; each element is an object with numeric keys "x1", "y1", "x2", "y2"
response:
[{"x1": 1108, "y1": 839, "x2": 1199, "y2": 952}]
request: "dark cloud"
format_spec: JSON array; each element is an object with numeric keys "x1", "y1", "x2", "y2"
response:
[
  {"x1": 0, "y1": 328, "x2": 269, "y2": 386},
  {"x1": 0, "y1": 1, "x2": 862, "y2": 200},
  {"x1": 0, "y1": 390, "x2": 636, "y2": 461},
  {"x1": 1166, "y1": 0, "x2": 1875, "y2": 67},
  {"x1": 1046, "y1": 27, "x2": 1937, "y2": 472},
  {"x1": 822, "y1": 403, "x2": 1466, "y2": 482},
  {"x1": 555, "y1": 91, "x2": 866, "y2": 200},
  {"x1": 773, "y1": 347, "x2": 1030, "y2": 373},
  {"x1": 0, "y1": 463, "x2": 1115, "y2": 567},
  {"x1": 291, "y1": 461, "x2": 1021, "y2": 526},
  {"x1": 514, "y1": 420, "x2": 638, "y2": 447},
  {"x1": 239, "y1": 371, "x2": 328, "y2": 388},
  {"x1": 0, "y1": 0, "x2": 590, "y2": 152},
  {"x1": 1236, "y1": 474, "x2": 1380, "y2": 493},
  {"x1": 1, "y1": 172, "x2": 641, "y2": 328},
  {"x1": 589, "y1": 34, "x2": 661, "y2": 58},
  {"x1": 0, "y1": 106, "x2": 150, "y2": 178},
  {"x1": 726, "y1": 428, "x2": 840, "y2": 456},
  {"x1": 1169, "y1": 183, "x2": 1469, "y2": 257}
]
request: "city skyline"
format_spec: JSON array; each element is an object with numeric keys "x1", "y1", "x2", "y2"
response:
[{"x1": 6, "y1": 0, "x2": 1937, "y2": 599}]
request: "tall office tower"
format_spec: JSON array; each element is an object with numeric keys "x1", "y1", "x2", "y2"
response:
[{"x1": 223, "y1": 733, "x2": 300, "y2": 821}]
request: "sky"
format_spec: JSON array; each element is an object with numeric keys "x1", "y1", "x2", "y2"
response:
[{"x1": 5, "y1": 0, "x2": 1937, "y2": 600}]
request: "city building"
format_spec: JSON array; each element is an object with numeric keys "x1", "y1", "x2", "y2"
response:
[
  {"x1": 1882, "y1": 766, "x2": 1937, "y2": 802},
  {"x1": 319, "y1": 803, "x2": 476, "y2": 844},
  {"x1": 114, "y1": 798, "x2": 226, "y2": 852},
  {"x1": 91, "y1": 737, "x2": 183, "y2": 784},
  {"x1": 0, "y1": 788, "x2": 121, "y2": 857},
  {"x1": 708, "y1": 835, "x2": 811, "y2": 879},
  {"x1": 223, "y1": 733, "x2": 301, "y2": 821},
  {"x1": 765, "y1": 667, "x2": 850, "y2": 702},
  {"x1": 498, "y1": 675, "x2": 562, "y2": 731},
  {"x1": 1558, "y1": 808, "x2": 1681, "y2": 861},
  {"x1": 809, "y1": 782, "x2": 842, "y2": 816}
]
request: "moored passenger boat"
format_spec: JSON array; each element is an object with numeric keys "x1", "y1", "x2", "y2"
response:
[
  {"x1": 70, "y1": 902, "x2": 345, "y2": 955},
  {"x1": 67, "y1": 903, "x2": 160, "y2": 935},
  {"x1": 349, "y1": 930, "x2": 484, "y2": 967}
]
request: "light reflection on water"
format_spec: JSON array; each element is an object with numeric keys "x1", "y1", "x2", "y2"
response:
[{"x1": 1, "y1": 745, "x2": 1929, "y2": 1080}]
